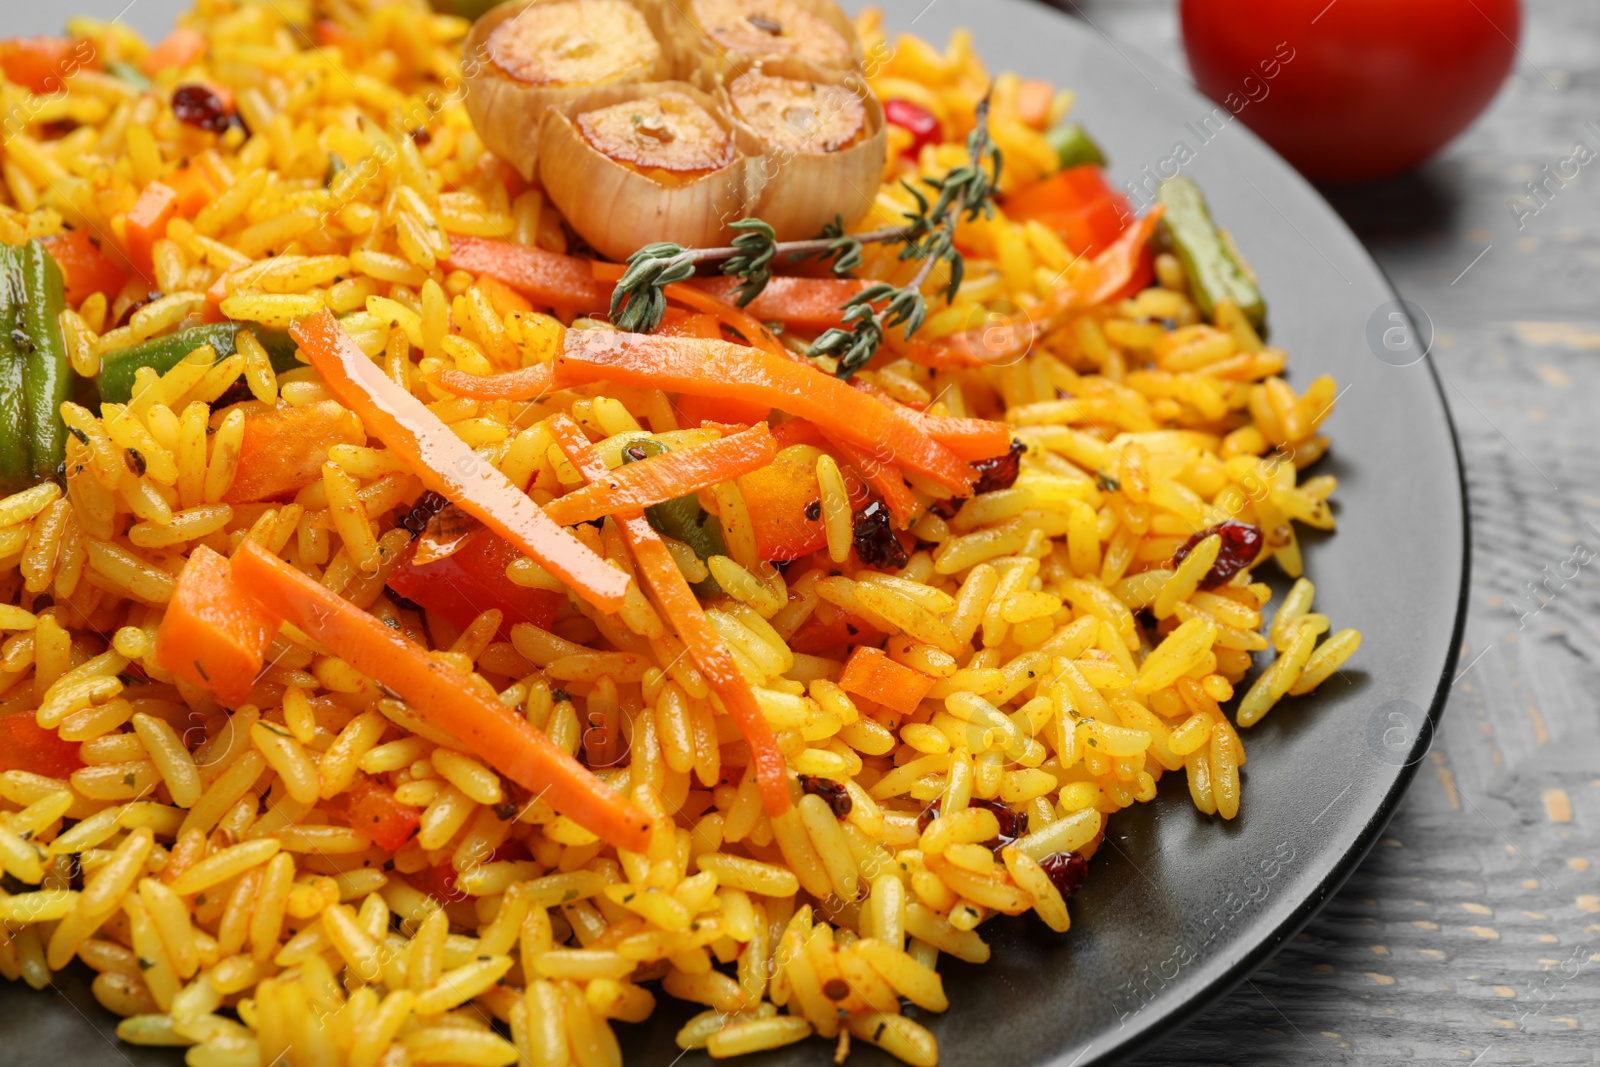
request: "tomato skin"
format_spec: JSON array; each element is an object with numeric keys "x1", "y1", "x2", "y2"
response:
[
  {"x1": 1180, "y1": 0, "x2": 1519, "y2": 182},
  {"x1": 388, "y1": 530, "x2": 563, "y2": 634},
  {"x1": 0, "y1": 712, "x2": 82, "y2": 779}
]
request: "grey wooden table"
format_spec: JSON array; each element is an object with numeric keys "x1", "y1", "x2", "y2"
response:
[{"x1": 1042, "y1": 1, "x2": 1600, "y2": 1063}]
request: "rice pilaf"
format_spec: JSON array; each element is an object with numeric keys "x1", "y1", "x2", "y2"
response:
[{"x1": 0, "y1": 2, "x2": 1359, "y2": 1065}]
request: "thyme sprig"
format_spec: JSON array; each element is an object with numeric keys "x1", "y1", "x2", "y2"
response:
[{"x1": 608, "y1": 96, "x2": 1001, "y2": 378}]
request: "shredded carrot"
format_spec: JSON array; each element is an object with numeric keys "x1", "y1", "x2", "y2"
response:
[
  {"x1": 589, "y1": 261, "x2": 791, "y2": 360},
  {"x1": 544, "y1": 424, "x2": 777, "y2": 526},
  {"x1": 553, "y1": 330, "x2": 979, "y2": 496},
  {"x1": 154, "y1": 545, "x2": 278, "y2": 705},
  {"x1": 430, "y1": 361, "x2": 553, "y2": 403},
  {"x1": 823, "y1": 432, "x2": 921, "y2": 528},
  {"x1": 141, "y1": 26, "x2": 206, "y2": 75},
  {"x1": 692, "y1": 275, "x2": 870, "y2": 332},
  {"x1": 231, "y1": 541, "x2": 652, "y2": 852},
  {"x1": 850, "y1": 380, "x2": 1012, "y2": 462},
  {"x1": 290, "y1": 309, "x2": 629, "y2": 613},
  {"x1": 545, "y1": 414, "x2": 791, "y2": 818},
  {"x1": 476, "y1": 274, "x2": 534, "y2": 319},
  {"x1": 224, "y1": 399, "x2": 364, "y2": 505},
  {"x1": 907, "y1": 206, "x2": 1166, "y2": 370},
  {"x1": 444, "y1": 236, "x2": 609, "y2": 314},
  {"x1": 839, "y1": 645, "x2": 935, "y2": 717},
  {"x1": 0, "y1": 712, "x2": 82, "y2": 779},
  {"x1": 124, "y1": 181, "x2": 178, "y2": 279}
]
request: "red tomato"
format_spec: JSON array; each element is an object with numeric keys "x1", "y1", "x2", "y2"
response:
[
  {"x1": 0, "y1": 712, "x2": 82, "y2": 779},
  {"x1": 1003, "y1": 165, "x2": 1131, "y2": 256},
  {"x1": 327, "y1": 774, "x2": 420, "y2": 851},
  {"x1": 1180, "y1": 0, "x2": 1519, "y2": 182},
  {"x1": 387, "y1": 530, "x2": 563, "y2": 634}
]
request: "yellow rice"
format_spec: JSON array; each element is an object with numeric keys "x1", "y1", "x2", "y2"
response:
[{"x1": 0, "y1": 1, "x2": 1362, "y2": 1064}]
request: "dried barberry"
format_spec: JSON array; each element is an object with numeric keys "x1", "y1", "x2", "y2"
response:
[
  {"x1": 400, "y1": 490, "x2": 450, "y2": 538},
  {"x1": 1038, "y1": 850, "x2": 1090, "y2": 899},
  {"x1": 172, "y1": 83, "x2": 233, "y2": 133},
  {"x1": 970, "y1": 439, "x2": 1024, "y2": 495},
  {"x1": 800, "y1": 775, "x2": 852, "y2": 818},
  {"x1": 1172, "y1": 519, "x2": 1264, "y2": 589},
  {"x1": 852, "y1": 500, "x2": 908, "y2": 568},
  {"x1": 967, "y1": 796, "x2": 1025, "y2": 852},
  {"x1": 116, "y1": 290, "x2": 163, "y2": 329}
]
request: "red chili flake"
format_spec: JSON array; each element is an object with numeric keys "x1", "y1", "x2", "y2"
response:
[
  {"x1": 400, "y1": 490, "x2": 450, "y2": 538},
  {"x1": 970, "y1": 439, "x2": 1024, "y2": 495},
  {"x1": 1171, "y1": 520, "x2": 1264, "y2": 589},
  {"x1": 171, "y1": 83, "x2": 232, "y2": 133},
  {"x1": 884, "y1": 98, "x2": 942, "y2": 159},
  {"x1": 800, "y1": 775, "x2": 852, "y2": 818},
  {"x1": 1038, "y1": 850, "x2": 1090, "y2": 899},
  {"x1": 851, "y1": 500, "x2": 908, "y2": 569}
]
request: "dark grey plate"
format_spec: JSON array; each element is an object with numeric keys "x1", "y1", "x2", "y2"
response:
[{"x1": 1, "y1": 0, "x2": 1468, "y2": 1064}]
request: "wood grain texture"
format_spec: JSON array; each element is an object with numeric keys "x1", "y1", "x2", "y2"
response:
[{"x1": 1036, "y1": 0, "x2": 1600, "y2": 1062}]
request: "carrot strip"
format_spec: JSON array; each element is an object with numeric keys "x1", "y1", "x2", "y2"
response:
[
  {"x1": 554, "y1": 331, "x2": 979, "y2": 496},
  {"x1": 545, "y1": 414, "x2": 791, "y2": 818},
  {"x1": 839, "y1": 645, "x2": 934, "y2": 717},
  {"x1": 823, "y1": 432, "x2": 921, "y2": 528},
  {"x1": 661, "y1": 282, "x2": 792, "y2": 360},
  {"x1": 850, "y1": 379, "x2": 1012, "y2": 462},
  {"x1": 290, "y1": 309, "x2": 628, "y2": 613},
  {"x1": 431, "y1": 361, "x2": 554, "y2": 403},
  {"x1": 154, "y1": 545, "x2": 277, "y2": 705},
  {"x1": 590, "y1": 261, "x2": 791, "y2": 360},
  {"x1": 692, "y1": 275, "x2": 870, "y2": 332},
  {"x1": 231, "y1": 541, "x2": 651, "y2": 851},
  {"x1": 124, "y1": 181, "x2": 178, "y2": 279},
  {"x1": 907, "y1": 206, "x2": 1166, "y2": 370},
  {"x1": 544, "y1": 423, "x2": 777, "y2": 526},
  {"x1": 444, "y1": 236, "x2": 610, "y2": 314}
]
